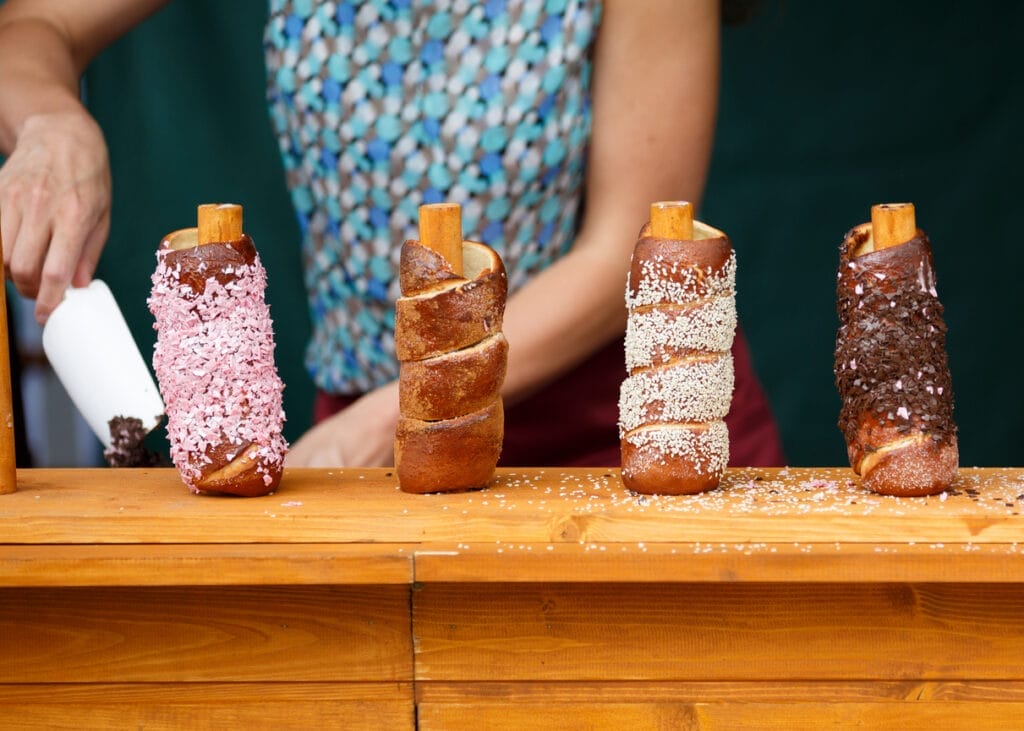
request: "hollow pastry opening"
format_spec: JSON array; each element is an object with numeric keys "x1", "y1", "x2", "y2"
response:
[
  {"x1": 461, "y1": 241, "x2": 500, "y2": 279},
  {"x1": 163, "y1": 228, "x2": 199, "y2": 251},
  {"x1": 691, "y1": 221, "x2": 725, "y2": 241}
]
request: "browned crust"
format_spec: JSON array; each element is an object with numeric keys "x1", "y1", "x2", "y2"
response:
[
  {"x1": 395, "y1": 238, "x2": 507, "y2": 492},
  {"x1": 160, "y1": 229, "x2": 257, "y2": 295},
  {"x1": 625, "y1": 304, "x2": 733, "y2": 375},
  {"x1": 620, "y1": 220, "x2": 734, "y2": 496},
  {"x1": 620, "y1": 433, "x2": 721, "y2": 495},
  {"x1": 191, "y1": 441, "x2": 282, "y2": 497},
  {"x1": 850, "y1": 414, "x2": 958, "y2": 496},
  {"x1": 157, "y1": 228, "x2": 279, "y2": 497},
  {"x1": 834, "y1": 227, "x2": 958, "y2": 496},
  {"x1": 628, "y1": 227, "x2": 732, "y2": 304},
  {"x1": 399, "y1": 238, "x2": 466, "y2": 295},
  {"x1": 399, "y1": 334, "x2": 508, "y2": 421},
  {"x1": 621, "y1": 354, "x2": 733, "y2": 431},
  {"x1": 395, "y1": 241, "x2": 507, "y2": 362},
  {"x1": 395, "y1": 398, "x2": 504, "y2": 494},
  {"x1": 394, "y1": 277, "x2": 506, "y2": 361},
  {"x1": 859, "y1": 439, "x2": 959, "y2": 497},
  {"x1": 194, "y1": 441, "x2": 283, "y2": 497}
]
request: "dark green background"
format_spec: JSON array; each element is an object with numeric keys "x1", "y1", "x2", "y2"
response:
[{"x1": 86, "y1": 1, "x2": 1024, "y2": 466}]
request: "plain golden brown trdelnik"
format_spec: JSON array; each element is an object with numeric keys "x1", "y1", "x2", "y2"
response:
[{"x1": 394, "y1": 204, "x2": 508, "y2": 494}]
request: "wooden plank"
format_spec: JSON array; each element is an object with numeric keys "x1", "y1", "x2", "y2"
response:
[
  {"x1": 419, "y1": 700, "x2": 1024, "y2": 731},
  {"x1": 0, "y1": 544, "x2": 412, "y2": 587},
  {"x1": 419, "y1": 701, "x2": 697, "y2": 730},
  {"x1": 1, "y1": 468, "x2": 1023, "y2": 547},
  {"x1": 416, "y1": 680, "x2": 1024, "y2": 704},
  {"x1": 414, "y1": 582, "x2": 1024, "y2": 681},
  {"x1": 0, "y1": 585, "x2": 411, "y2": 682},
  {"x1": 414, "y1": 542, "x2": 1024, "y2": 583},
  {"x1": 0, "y1": 683, "x2": 413, "y2": 731},
  {"x1": 418, "y1": 682, "x2": 1024, "y2": 731},
  {"x1": 692, "y1": 702, "x2": 1024, "y2": 730}
]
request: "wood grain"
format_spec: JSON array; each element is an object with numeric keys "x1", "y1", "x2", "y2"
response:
[
  {"x1": 3, "y1": 467, "x2": 1024, "y2": 721},
  {"x1": 412, "y1": 541, "x2": 1024, "y2": 583},
  {"x1": 2, "y1": 468, "x2": 1023, "y2": 547},
  {"x1": 0, "y1": 683, "x2": 413, "y2": 731},
  {"x1": 414, "y1": 582, "x2": 1024, "y2": 681},
  {"x1": 416, "y1": 680, "x2": 1024, "y2": 704},
  {"x1": 0, "y1": 215, "x2": 16, "y2": 495},
  {"x1": 197, "y1": 203, "x2": 243, "y2": 245},
  {"x1": 419, "y1": 701, "x2": 696, "y2": 730},
  {"x1": 0, "y1": 585, "x2": 411, "y2": 682},
  {"x1": 418, "y1": 202, "x2": 463, "y2": 275},
  {"x1": 871, "y1": 202, "x2": 917, "y2": 250},
  {"x1": 420, "y1": 700, "x2": 1024, "y2": 731},
  {"x1": 0, "y1": 544, "x2": 411, "y2": 587},
  {"x1": 650, "y1": 201, "x2": 694, "y2": 240},
  {"x1": 692, "y1": 702, "x2": 1024, "y2": 731}
]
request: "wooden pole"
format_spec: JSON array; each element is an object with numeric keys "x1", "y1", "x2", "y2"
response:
[
  {"x1": 0, "y1": 210, "x2": 17, "y2": 493},
  {"x1": 418, "y1": 203, "x2": 463, "y2": 275},
  {"x1": 197, "y1": 203, "x2": 244, "y2": 245},
  {"x1": 650, "y1": 201, "x2": 694, "y2": 240},
  {"x1": 871, "y1": 202, "x2": 916, "y2": 250}
]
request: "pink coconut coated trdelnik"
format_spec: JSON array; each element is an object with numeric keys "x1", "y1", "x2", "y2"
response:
[{"x1": 149, "y1": 249, "x2": 287, "y2": 492}]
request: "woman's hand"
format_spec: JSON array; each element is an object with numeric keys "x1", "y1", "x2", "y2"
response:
[
  {"x1": 0, "y1": 110, "x2": 111, "y2": 323},
  {"x1": 286, "y1": 381, "x2": 400, "y2": 468},
  {"x1": 0, "y1": 0, "x2": 171, "y2": 322}
]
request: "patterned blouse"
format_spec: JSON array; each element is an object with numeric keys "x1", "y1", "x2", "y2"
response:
[{"x1": 265, "y1": 0, "x2": 601, "y2": 394}]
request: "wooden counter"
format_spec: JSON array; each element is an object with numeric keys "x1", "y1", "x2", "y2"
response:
[{"x1": 2, "y1": 467, "x2": 1023, "y2": 729}]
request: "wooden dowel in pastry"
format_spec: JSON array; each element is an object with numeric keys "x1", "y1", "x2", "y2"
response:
[
  {"x1": 650, "y1": 200, "x2": 695, "y2": 241},
  {"x1": 871, "y1": 202, "x2": 916, "y2": 250},
  {"x1": 197, "y1": 203, "x2": 244, "y2": 245},
  {"x1": 0, "y1": 212, "x2": 17, "y2": 493},
  {"x1": 418, "y1": 203, "x2": 463, "y2": 276}
]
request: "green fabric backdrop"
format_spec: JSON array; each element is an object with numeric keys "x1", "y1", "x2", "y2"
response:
[
  {"x1": 700, "y1": 1, "x2": 1024, "y2": 465},
  {"x1": 86, "y1": 1, "x2": 1023, "y2": 465}
]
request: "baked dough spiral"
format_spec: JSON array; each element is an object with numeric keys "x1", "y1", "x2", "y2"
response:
[
  {"x1": 834, "y1": 203, "x2": 958, "y2": 496},
  {"x1": 149, "y1": 204, "x2": 287, "y2": 496},
  {"x1": 393, "y1": 206, "x2": 507, "y2": 494},
  {"x1": 619, "y1": 205, "x2": 736, "y2": 495}
]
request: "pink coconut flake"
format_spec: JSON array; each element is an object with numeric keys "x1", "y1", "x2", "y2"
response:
[{"x1": 149, "y1": 249, "x2": 288, "y2": 489}]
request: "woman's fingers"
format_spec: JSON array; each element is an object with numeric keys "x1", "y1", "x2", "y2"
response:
[
  {"x1": 36, "y1": 214, "x2": 85, "y2": 322},
  {"x1": 4, "y1": 174, "x2": 50, "y2": 300},
  {"x1": 0, "y1": 111, "x2": 111, "y2": 321},
  {"x1": 72, "y1": 207, "x2": 110, "y2": 288}
]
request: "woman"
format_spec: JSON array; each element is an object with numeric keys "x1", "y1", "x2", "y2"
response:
[{"x1": 0, "y1": 0, "x2": 784, "y2": 468}]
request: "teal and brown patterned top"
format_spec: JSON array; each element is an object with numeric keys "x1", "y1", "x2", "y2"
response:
[{"x1": 265, "y1": 0, "x2": 601, "y2": 393}]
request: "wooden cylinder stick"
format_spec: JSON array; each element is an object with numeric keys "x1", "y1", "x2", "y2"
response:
[
  {"x1": 650, "y1": 201, "x2": 694, "y2": 240},
  {"x1": 418, "y1": 203, "x2": 463, "y2": 275},
  {"x1": 0, "y1": 212, "x2": 17, "y2": 494},
  {"x1": 871, "y1": 202, "x2": 916, "y2": 250},
  {"x1": 197, "y1": 203, "x2": 244, "y2": 245}
]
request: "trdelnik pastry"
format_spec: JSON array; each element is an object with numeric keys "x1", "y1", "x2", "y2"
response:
[
  {"x1": 149, "y1": 204, "x2": 288, "y2": 496},
  {"x1": 619, "y1": 201, "x2": 737, "y2": 495},
  {"x1": 834, "y1": 203, "x2": 958, "y2": 496},
  {"x1": 393, "y1": 203, "x2": 508, "y2": 494}
]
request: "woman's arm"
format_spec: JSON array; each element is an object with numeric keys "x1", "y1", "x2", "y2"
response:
[
  {"x1": 501, "y1": 0, "x2": 720, "y2": 401},
  {"x1": 287, "y1": 0, "x2": 720, "y2": 467},
  {"x1": 0, "y1": 0, "x2": 168, "y2": 322}
]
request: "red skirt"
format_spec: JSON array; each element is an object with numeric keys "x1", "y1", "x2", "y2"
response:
[{"x1": 314, "y1": 331, "x2": 785, "y2": 468}]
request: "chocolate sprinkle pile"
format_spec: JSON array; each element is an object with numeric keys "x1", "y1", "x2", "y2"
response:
[
  {"x1": 104, "y1": 416, "x2": 165, "y2": 468},
  {"x1": 834, "y1": 233, "x2": 957, "y2": 447}
]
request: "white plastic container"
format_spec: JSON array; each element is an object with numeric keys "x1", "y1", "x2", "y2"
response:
[{"x1": 42, "y1": 280, "x2": 164, "y2": 448}]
